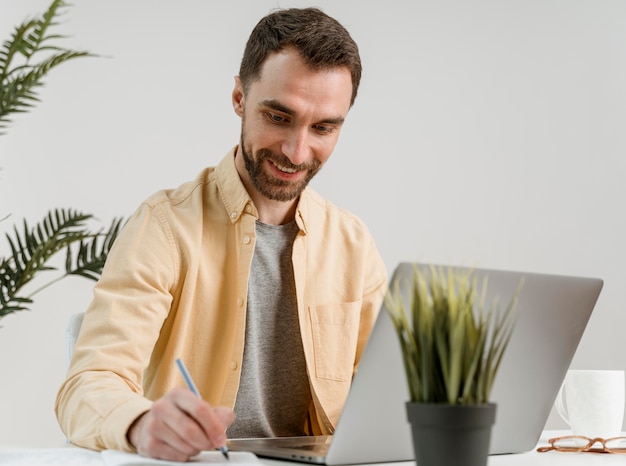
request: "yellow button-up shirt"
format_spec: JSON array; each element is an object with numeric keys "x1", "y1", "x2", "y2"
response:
[{"x1": 55, "y1": 147, "x2": 387, "y2": 452}]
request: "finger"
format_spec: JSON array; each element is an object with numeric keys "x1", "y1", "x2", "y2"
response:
[
  {"x1": 173, "y1": 388, "x2": 234, "y2": 449},
  {"x1": 136, "y1": 410, "x2": 199, "y2": 461},
  {"x1": 152, "y1": 391, "x2": 219, "y2": 453},
  {"x1": 137, "y1": 431, "x2": 194, "y2": 463},
  {"x1": 214, "y1": 406, "x2": 236, "y2": 429}
]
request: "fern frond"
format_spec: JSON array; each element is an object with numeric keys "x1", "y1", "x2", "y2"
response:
[
  {"x1": 65, "y1": 217, "x2": 125, "y2": 280},
  {"x1": 0, "y1": 20, "x2": 38, "y2": 84},
  {"x1": 0, "y1": 0, "x2": 94, "y2": 134},
  {"x1": 1, "y1": 49, "x2": 91, "y2": 126},
  {"x1": 22, "y1": 0, "x2": 68, "y2": 61},
  {"x1": 0, "y1": 208, "x2": 94, "y2": 318}
]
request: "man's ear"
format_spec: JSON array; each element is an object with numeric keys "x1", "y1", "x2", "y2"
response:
[{"x1": 232, "y1": 76, "x2": 245, "y2": 117}]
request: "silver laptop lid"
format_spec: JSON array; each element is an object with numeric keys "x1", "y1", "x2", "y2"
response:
[{"x1": 325, "y1": 263, "x2": 602, "y2": 465}]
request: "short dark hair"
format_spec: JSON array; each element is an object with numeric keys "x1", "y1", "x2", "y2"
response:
[{"x1": 239, "y1": 8, "x2": 362, "y2": 106}]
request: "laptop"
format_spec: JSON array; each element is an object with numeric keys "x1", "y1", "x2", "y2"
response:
[{"x1": 228, "y1": 263, "x2": 603, "y2": 464}]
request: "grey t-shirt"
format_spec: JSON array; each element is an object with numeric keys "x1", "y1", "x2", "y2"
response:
[{"x1": 227, "y1": 220, "x2": 312, "y2": 438}]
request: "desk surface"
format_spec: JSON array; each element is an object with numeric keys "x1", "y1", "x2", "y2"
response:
[{"x1": 1, "y1": 432, "x2": 624, "y2": 465}]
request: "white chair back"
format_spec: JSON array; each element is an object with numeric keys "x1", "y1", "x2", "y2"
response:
[{"x1": 66, "y1": 312, "x2": 85, "y2": 363}]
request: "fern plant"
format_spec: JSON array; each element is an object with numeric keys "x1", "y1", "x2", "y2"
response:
[
  {"x1": 385, "y1": 265, "x2": 523, "y2": 405},
  {"x1": 0, "y1": 2, "x2": 123, "y2": 319},
  {"x1": 0, "y1": 210, "x2": 124, "y2": 317},
  {"x1": 0, "y1": 0, "x2": 94, "y2": 133}
]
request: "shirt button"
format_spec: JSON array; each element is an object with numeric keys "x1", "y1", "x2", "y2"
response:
[
  {"x1": 230, "y1": 361, "x2": 238, "y2": 370},
  {"x1": 237, "y1": 298, "x2": 243, "y2": 307},
  {"x1": 243, "y1": 236, "x2": 251, "y2": 245},
  {"x1": 245, "y1": 205, "x2": 252, "y2": 213},
  {"x1": 230, "y1": 211, "x2": 237, "y2": 219}
]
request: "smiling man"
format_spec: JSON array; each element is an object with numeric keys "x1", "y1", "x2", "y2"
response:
[
  {"x1": 233, "y1": 45, "x2": 351, "y2": 224},
  {"x1": 56, "y1": 8, "x2": 387, "y2": 463}
]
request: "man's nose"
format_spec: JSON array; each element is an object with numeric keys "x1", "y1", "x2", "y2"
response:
[{"x1": 282, "y1": 128, "x2": 310, "y2": 166}]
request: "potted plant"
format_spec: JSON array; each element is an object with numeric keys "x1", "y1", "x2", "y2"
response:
[
  {"x1": 0, "y1": 0, "x2": 123, "y2": 319},
  {"x1": 385, "y1": 264, "x2": 522, "y2": 466}
]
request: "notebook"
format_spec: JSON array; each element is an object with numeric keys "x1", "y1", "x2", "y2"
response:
[
  {"x1": 228, "y1": 263, "x2": 603, "y2": 464},
  {"x1": 102, "y1": 450, "x2": 259, "y2": 465}
]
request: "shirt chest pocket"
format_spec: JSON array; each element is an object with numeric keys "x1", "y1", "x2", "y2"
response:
[{"x1": 309, "y1": 302, "x2": 361, "y2": 382}]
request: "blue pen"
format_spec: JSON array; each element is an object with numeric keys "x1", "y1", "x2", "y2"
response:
[{"x1": 175, "y1": 358, "x2": 230, "y2": 460}]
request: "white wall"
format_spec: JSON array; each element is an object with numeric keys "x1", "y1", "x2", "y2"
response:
[{"x1": 1, "y1": 0, "x2": 624, "y2": 447}]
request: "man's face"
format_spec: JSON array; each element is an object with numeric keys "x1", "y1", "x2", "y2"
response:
[{"x1": 232, "y1": 47, "x2": 353, "y2": 202}]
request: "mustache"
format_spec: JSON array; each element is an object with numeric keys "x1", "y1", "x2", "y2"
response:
[{"x1": 257, "y1": 149, "x2": 320, "y2": 171}]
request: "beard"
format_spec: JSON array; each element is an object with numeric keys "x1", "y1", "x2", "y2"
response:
[{"x1": 240, "y1": 136, "x2": 322, "y2": 202}]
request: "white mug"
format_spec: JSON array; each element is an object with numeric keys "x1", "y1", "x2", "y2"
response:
[{"x1": 555, "y1": 370, "x2": 625, "y2": 438}]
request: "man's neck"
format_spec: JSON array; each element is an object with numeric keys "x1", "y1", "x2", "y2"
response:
[{"x1": 255, "y1": 200, "x2": 297, "y2": 226}]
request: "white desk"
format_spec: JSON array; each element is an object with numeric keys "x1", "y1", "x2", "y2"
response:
[{"x1": 1, "y1": 432, "x2": 624, "y2": 465}]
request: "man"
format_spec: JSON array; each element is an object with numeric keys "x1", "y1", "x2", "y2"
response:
[{"x1": 56, "y1": 7, "x2": 386, "y2": 462}]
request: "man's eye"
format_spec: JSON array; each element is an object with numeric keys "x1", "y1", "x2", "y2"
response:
[
  {"x1": 267, "y1": 113, "x2": 287, "y2": 124},
  {"x1": 314, "y1": 125, "x2": 334, "y2": 134}
]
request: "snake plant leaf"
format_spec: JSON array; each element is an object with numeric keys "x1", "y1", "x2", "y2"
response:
[{"x1": 385, "y1": 265, "x2": 523, "y2": 405}]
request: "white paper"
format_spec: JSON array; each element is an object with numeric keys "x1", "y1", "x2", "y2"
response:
[
  {"x1": 0, "y1": 447, "x2": 102, "y2": 466},
  {"x1": 102, "y1": 449, "x2": 260, "y2": 466}
]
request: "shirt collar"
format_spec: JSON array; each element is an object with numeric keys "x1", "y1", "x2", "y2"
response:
[
  {"x1": 215, "y1": 146, "x2": 314, "y2": 234},
  {"x1": 215, "y1": 146, "x2": 255, "y2": 224}
]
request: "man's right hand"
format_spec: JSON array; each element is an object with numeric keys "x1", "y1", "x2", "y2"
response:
[{"x1": 128, "y1": 387, "x2": 235, "y2": 462}]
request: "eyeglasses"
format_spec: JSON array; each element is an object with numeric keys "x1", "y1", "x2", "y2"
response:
[{"x1": 538, "y1": 436, "x2": 626, "y2": 454}]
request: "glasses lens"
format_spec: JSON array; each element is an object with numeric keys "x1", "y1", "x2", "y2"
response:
[
  {"x1": 553, "y1": 436, "x2": 590, "y2": 452},
  {"x1": 605, "y1": 438, "x2": 626, "y2": 453}
]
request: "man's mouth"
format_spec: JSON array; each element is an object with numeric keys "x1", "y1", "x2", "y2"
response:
[{"x1": 270, "y1": 159, "x2": 298, "y2": 174}]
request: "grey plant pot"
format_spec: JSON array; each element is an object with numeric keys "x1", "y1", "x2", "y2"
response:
[{"x1": 406, "y1": 402, "x2": 496, "y2": 466}]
